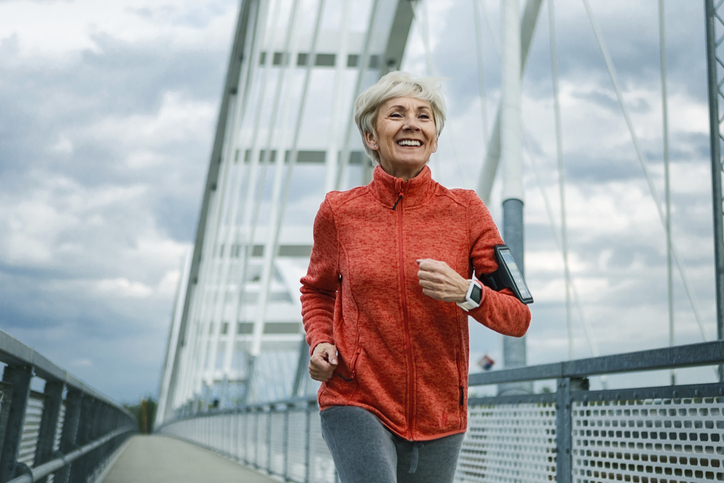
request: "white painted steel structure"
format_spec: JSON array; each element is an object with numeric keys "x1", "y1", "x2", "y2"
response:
[{"x1": 156, "y1": 0, "x2": 420, "y2": 426}]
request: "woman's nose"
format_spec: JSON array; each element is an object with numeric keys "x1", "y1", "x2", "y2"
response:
[{"x1": 403, "y1": 115, "x2": 420, "y2": 131}]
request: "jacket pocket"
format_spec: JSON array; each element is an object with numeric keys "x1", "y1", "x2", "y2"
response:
[{"x1": 324, "y1": 347, "x2": 361, "y2": 400}]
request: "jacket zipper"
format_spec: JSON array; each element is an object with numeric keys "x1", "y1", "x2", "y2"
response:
[{"x1": 395, "y1": 182, "x2": 415, "y2": 440}]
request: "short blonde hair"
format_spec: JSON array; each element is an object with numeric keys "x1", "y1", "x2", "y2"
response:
[{"x1": 354, "y1": 71, "x2": 446, "y2": 165}]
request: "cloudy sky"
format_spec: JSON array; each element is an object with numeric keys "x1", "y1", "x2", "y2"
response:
[{"x1": 0, "y1": 0, "x2": 718, "y2": 403}]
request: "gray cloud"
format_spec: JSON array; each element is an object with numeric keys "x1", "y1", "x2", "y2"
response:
[
  {"x1": 0, "y1": 1, "x2": 238, "y2": 400},
  {"x1": 0, "y1": 0, "x2": 719, "y2": 403}
]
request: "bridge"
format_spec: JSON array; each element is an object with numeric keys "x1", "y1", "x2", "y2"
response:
[{"x1": 2, "y1": 0, "x2": 724, "y2": 482}]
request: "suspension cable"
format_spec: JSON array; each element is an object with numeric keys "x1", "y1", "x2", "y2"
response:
[
  {"x1": 480, "y1": 0, "x2": 502, "y2": 58},
  {"x1": 658, "y1": 0, "x2": 676, "y2": 384},
  {"x1": 583, "y1": 0, "x2": 708, "y2": 342},
  {"x1": 547, "y1": 0, "x2": 574, "y2": 359},
  {"x1": 472, "y1": 0, "x2": 489, "y2": 148},
  {"x1": 410, "y1": 0, "x2": 466, "y2": 186}
]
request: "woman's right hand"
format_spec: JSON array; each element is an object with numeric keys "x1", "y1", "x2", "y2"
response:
[{"x1": 309, "y1": 343, "x2": 338, "y2": 382}]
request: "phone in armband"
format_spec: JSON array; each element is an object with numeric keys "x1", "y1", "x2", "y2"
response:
[{"x1": 481, "y1": 245, "x2": 534, "y2": 305}]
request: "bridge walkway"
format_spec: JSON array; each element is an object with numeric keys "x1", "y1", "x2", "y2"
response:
[{"x1": 99, "y1": 434, "x2": 277, "y2": 483}]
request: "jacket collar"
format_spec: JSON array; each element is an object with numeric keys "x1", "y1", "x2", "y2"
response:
[{"x1": 369, "y1": 164, "x2": 435, "y2": 209}]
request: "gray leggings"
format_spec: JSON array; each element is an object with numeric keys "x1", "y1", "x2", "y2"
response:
[{"x1": 320, "y1": 406, "x2": 464, "y2": 483}]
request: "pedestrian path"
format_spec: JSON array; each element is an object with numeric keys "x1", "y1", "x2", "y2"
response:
[{"x1": 100, "y1": 434, "x2": 278, "y2": 483}]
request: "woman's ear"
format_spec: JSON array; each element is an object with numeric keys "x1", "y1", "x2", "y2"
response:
[
  {"x1": 432, "y1": 137, "x2": 438, "y2": 154},
  {"x1": 364, "y1": 131, "x2": 378, "y2": 150}
]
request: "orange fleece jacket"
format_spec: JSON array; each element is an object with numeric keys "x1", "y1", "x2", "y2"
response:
[{"x1": 300, "y1": 165, "x2": 531, "y2": 441}]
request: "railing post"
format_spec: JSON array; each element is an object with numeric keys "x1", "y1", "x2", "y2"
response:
[
  {"x1": 226, "y1": 412, "x2": 231, "y2": 456},
  {"x1": 556, "y1": 377, "x2": 572, "y2": 483},
  {"x1": 0, "y1": 364, "x2": 33, "y2": 482},
  {"x1": 267, "y1": 405, "x2": 272, "y2": 474},
  {"x1": 254, "y1": 406, "x2": 260, "y2": 468},
  {"x1": 283, "y1": 404, "x2": 289, "y2": 482},
  {"x1": 94, "y1": 403, "x2": 110, "y2": 476},
  {"x1": 56, "y1": 389, "x2": 81, "y2": 483},
  {"x1": 233, "y1": 410, "x2": 239, "y2": 461},
  {"x1": 556, "y1": 377, "x2": 588, "y2": 482},
  {"x1": 243, "y1": 407, "x2": 250, "y2": 465},
  {"x1": 305, "y1": 400, "x2": 312, "y2": 483},
  {"x1": 35, "y1": 380, "x2": 64, "y2": 483},
  {"x1": 69, "y1": 395, "x2": 94, "y2": 483}
]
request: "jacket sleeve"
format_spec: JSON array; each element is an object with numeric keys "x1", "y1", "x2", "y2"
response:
[
  {"x1": 465, "y1": 192, "x2": 531, "y2": 337},
  {"x1": 300, "y1": 196, "x2": 339, "y2": 354}
]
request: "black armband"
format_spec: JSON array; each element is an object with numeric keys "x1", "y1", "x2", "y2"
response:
[{"x1": 480, "y1": 245, "x2": 533, "y2": 304}]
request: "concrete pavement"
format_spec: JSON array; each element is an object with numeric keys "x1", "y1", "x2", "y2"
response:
[{"x1": 99, "y1": 434, "x2": 278, "y2": 483}]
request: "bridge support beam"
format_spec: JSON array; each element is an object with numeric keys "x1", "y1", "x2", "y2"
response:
[
  {"x1": 0, "y1": 365, "x2": 32, "y2": 482},
  {"x1": 34, "y1": 381, "x2": 64, "y2": 483},
  {"x1": 56, "y1": 389, "x2": 82, "y2": 483},
  {"x1": 498, "y1": 0, "x2": 531, "y2": 396}
]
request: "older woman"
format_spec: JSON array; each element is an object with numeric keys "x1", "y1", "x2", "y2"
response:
[{"x1": 300, "y1": 71, "x2": 531, "y2": 483}]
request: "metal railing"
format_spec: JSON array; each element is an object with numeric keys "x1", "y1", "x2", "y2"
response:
[
  {"x1": 158, "y1": 339, "x2": 724, "y2": 482},
  {"x1": 0, "y1": 329, "x2": 137, "y2": 483}
]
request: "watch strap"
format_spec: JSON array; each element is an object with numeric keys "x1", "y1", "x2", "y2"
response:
[{"x1": 457, "y1": 279, "x2": 483, "y2": 312}]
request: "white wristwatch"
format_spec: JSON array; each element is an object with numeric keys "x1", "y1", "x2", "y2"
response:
[{"x1": 457, "y1": 280, "x2": 483, "y2": 312}]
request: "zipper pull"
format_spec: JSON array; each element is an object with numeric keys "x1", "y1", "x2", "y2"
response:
[{"x1": 392, "y1": 192, "x2": 404, "y2": 210}]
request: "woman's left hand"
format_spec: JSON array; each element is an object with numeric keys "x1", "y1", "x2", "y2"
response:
[{"x1": 416, "y1": 258, "x2": 468, "y2": 303}]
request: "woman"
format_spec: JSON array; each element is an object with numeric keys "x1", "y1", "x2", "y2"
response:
[{"x1": 300, "y1": 71, "x2": 531, "y2": 483}]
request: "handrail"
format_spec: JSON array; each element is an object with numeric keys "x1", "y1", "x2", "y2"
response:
[
  {"x1": 158, "y1": 339, "x2": 724, "y2": 483},
  {"x1": 163, "y1": 339, "x2": 724, "y2": 421},
  {"x1": 0, "y1": 328, "x2": 137, "y2": 482},
  {"x1": 469, "y1": 339, "x2": 724, "y2": 386},
  {"x1": 0, "y1": 329, "x2": 131, "y2": 416},
  {"x1": 6, "y1": 425, "x2": 137, "y2": 483}
]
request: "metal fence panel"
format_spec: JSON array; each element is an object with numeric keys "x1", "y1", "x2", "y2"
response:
[
  {"x1": 237, "y1": 411, "x2": 247, "y2": 462},
  {"x1": 247, "y1": 410, "x2": 258, "y2": 466},
  {"x1": 455, "y1": 401, "x2": 557, "y2": 482},
  {"x1": 572, "y1": 395, "x2": 724, "y2": 482},
  {"x1": 287, "y1": 409, "x2": 308, "y2": 482},
  {"x1": 308, "y1": 410, "x2": 335, "y2": 483},
  {"x1": 269, "y1": 411, "x2": 285, "y2": 476},
  {"x1": 17, "y1": 392, "x2": 44, "y2": 467},
  {"x1": 226, "y1": 413, "x2": 234, "y2": 456},
  {"x1": 52, "y1": 401, "x2": 65, "y2": 453},
  {"x1": 256, "y1": 410, "x2": 269, "y2": 469}
]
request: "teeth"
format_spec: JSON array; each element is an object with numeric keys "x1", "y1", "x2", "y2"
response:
[{"x1": 398, "y1": 140, "x2": 421, "y2": 146}]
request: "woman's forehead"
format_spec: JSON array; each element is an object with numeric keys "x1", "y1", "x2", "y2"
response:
[{"x1": 380, "y1": 96, "x2": 432, "y2": 111}]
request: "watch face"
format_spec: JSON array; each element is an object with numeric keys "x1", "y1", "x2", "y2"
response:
[{"x1": 471, "y1": 284, "x2": 483, "y2": 304}]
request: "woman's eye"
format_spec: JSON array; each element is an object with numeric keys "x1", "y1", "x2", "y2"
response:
[
  {"x1": 419, "y1": 114, "x2": 430, "y2": 119},
  {"x1": 390, "y1": 112, "x2": 402, "y2": 118}
]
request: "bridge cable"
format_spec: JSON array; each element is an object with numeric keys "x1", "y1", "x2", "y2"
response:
[
  {"x1": 210, "y1": 0, "x2": 288, "y2": 405},
  {"x1": 409, "y1": 0, "x2": 467, "y2": 187},
  {"x1": 258, "y1": 0, "x2": 327, "y2": 402},
  {"x1": 583, "y1": 0, "x2": 709, "y2": 343},
  {"x1": 472, "y1": 0, "x2": 490, "y2": 150},
  {"x1": 547, "y1": 0, "x2": 575, "y2": 361},
  {"x1": 479, "y1": 0, "x2": 502, "y2": 58},
  {"x1": 183, "y1": 0, "x2": 273, "y2": 409},
  {"x1": 658, "y1": 0, "x2": 676, "y2": 385},
  {"x1": 335, "y1": 0, "x2": 380, "y2": 190},
  {"x1": 241, "y1": 0, "x2": 304, "y2": 403}
]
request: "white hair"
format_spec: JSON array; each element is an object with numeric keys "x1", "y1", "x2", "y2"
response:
[{"x1": 353, "y1": 71, "x2": 446, "y2": 165}]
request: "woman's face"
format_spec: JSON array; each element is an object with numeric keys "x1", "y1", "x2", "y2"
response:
[{"x1": 365, "y1": 96, "x2": 438, "y2": 180}]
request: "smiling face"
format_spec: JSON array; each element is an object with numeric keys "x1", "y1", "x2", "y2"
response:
[{"x1": 365, "y1": 96, "x2": 438, "y2": 180}]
